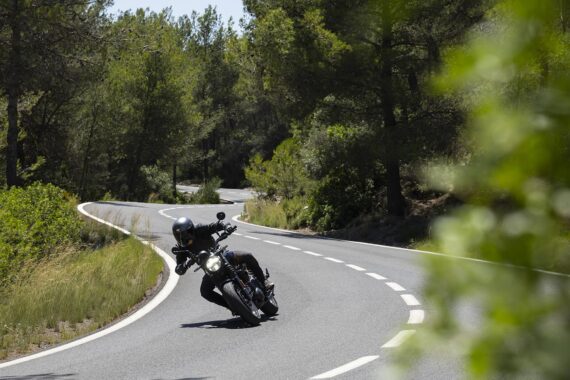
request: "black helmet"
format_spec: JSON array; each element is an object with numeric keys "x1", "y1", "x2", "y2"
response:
[{"x1": 172, "y1": 217, "x2": 195, "y2": 246}]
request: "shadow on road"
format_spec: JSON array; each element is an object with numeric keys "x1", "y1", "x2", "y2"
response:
[
  {"x1": 180, "y1": 315, "x2": 278, "y2": 330},
  {"x1": 0, "y1": 374, "x2": 76, "y2": 380}
]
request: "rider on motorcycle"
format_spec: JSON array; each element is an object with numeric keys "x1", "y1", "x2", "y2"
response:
[{"x1": 171, "y1": 216, "x2": 273, "y2": 312}]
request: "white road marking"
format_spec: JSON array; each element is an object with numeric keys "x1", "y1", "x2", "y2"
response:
[
  {"x1": 310, "y1": 356, "x2": 379, "y2": 379},
  {"x1": 324, "y1": 257, "x2": 344, "y2": 263},
  {"x1": 385, "y1": 282, "x2": 406, "y2": 291},
  {"x1": 346, "y1": 264, "x2": 366, "y2": 271},
  {"x1": 283, "y1": 245, "x2": 301, "y2": 251},
  {"x1": 366, "y1": 272, "x2": 387, "y2": 280},
  {"x1": 0, "y1": 203, "x2": 179, "y2": 370},
  {"x1": 304, "y1": 251, "x2": 323, "y2": 256},
  {"x1": 381, "y1": 330, "x2": 416, "y2": 348},
  {"x1": 408, "y1": 310, "x2": 425, "y2": 324},
  {"x1": 264, "y1": 240, "x2": 281, "y2": 245},
  {"x1": 232, "y1": 214, "x2": 570, "y2": 279},
  {"x1": 233, "y1": 232, "x2": 242, "y2": 236},
  {"x1": 158, "y1": 207, "x2": 180, "y2": 220},
  {"x1": 401, "y1": 294, "x2": 421, "y2": 306},
  {"x1": 244, "y1": 235, "x2": 260, "y2": 240}
]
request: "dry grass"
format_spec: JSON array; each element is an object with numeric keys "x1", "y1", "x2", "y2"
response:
[{"x1": 0, "y1": 237, "x2": 163, "y2": 360}]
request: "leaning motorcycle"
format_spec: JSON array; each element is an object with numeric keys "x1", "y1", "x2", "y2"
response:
[{"x1": 188, "y1": 212, "x2": 278, "y2": 325}]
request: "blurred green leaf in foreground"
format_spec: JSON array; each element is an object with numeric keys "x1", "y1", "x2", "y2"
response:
[{"x1": 409, "y1": 0, "x2": 570, "y2": 378}]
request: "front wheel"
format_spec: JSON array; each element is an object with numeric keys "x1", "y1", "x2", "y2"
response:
[
  {"x1": 261, "y1": 293, "x2": 279, "y2": 316},
  {"x1": 221, "y1": 282, "x2": 262, "y2": 326}
]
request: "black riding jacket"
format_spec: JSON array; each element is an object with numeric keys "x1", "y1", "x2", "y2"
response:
[{"x1": 175, "y1": 222, "x2": 225, "y2": 266}]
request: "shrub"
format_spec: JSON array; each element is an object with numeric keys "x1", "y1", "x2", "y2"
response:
[
  {"x1": 187, "y1": 178, "x2": 221, "y2": 204},
  {"x1": 0, "y1": 183, "x2": 82, "y2": 284},
  {"x1": 140, "y1": 165, "x2": 176, "y2": 204},
  {"x1": 308, "y1": 166, "x2": 379, "y2": 231},
  {"x1": 245, "y1": 138, "x2": 313, "y2": 200}
]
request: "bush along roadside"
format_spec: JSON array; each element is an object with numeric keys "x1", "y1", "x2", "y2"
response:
[{"x1": 0, "y1": 183, "x2": 164, "y2": 361}]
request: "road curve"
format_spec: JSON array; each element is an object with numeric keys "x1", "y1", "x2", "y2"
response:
[{"x1": 1, "y1": 200, "x2": 466, "y2": 379}]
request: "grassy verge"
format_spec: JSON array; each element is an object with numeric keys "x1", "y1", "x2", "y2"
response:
[
  {"x1": 243, "y1": 197, "x2": 310, "y2": 230},
  {"x1": 244, "y1": 199, "x2": 288, "y2": 228},
  {"x1": 0, "y1": 237, "x2": 163, "y2": 361}
]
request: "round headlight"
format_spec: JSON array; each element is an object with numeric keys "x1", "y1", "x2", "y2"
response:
[{"x1": 205, "y1": 256, "x2": 222, "y2": 272}]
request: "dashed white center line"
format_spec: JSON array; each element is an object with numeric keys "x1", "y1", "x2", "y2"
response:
[
  {"x1": 283, "y1": 245, "x2": 301, "y2": 251},
  {"x1": 408, "y1": 310, "x2": 425, "y2": 324},
  {"x1": 385, "y1": 282, "x2": 406, "y2": 291},
  {"x1": 381, "y1": 330, "x2": 416, "y2": 348},
  {"x1": 346, "y1": 264, "x2": 366, "y2": 271},
  {"x1": 401, "y1": 294, "x2": 421, "y2": 306},
  {"x1": 244, "y1": 236, "x2": 260, "y2": 240},
  {"x1": 310, "y1": 356, "x2": 379, "y2": 379},
  {"x1": 233, "y1": 232, "x2": 242, "y2": 236},
  {"x1": 366, "y1": 272, "x2": 387, "y2": 280},
  {"x1": 304, "y1": 251, "x2": 323, "y2": 256},
  {"x1": 263, "y1": 240, "x2": 281, "y2": 245},
  {"x1": 324, "y1": 257, "x2": 344, "y2": 263}
]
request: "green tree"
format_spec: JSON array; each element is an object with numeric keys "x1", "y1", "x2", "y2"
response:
[
  {"x1": 409, "y1": 0, "x2": 570, "y2": 378},
  {"x1": 245, "y1": 137, "x2": 312, "y2": 200},
  {"x1": 0, "y1": 0, "x2": 109, "y2": 187},
  {"x1": 244, "y1": 0, "x2": 488, "y2": 225},
  {"x1": 104, "y1": 9, "x2": 189, "y2": 200}
]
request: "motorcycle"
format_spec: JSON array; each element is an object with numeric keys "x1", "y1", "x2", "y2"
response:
[{"x1": 188, "y1": 212, "x2": 278, "y2": 325}]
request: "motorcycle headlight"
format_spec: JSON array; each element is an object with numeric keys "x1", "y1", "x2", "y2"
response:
[{"x1": 205, "y1": 256, "x2": 222, "y2": 272}]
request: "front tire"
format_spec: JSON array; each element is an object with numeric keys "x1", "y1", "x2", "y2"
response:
[
  {"x1": 261, "y1": 293, "x2": 279, "y2": 316},
  {"x1": 221, "y1": 282, "x2": 262, "y2": 326}
]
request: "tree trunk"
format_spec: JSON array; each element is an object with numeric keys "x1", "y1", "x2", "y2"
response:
[
  {"x1": 172, "y1": 161, "x2": 177, "y2": 199},
  {"x1": 380, "y1": 1, "x2": 406, "y2": 216},
  {"x1": 79, "y1": 108, "x2": 97, "y2": 199},
  {"x1": 6, "y1": 0, "x2": 21, "y2": 187},
  {"x1": 202, "y1": 138, "x2": 209, "y2": 182}
]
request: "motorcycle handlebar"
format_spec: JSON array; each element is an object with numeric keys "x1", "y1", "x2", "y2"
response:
[{"x1": 215, "y1": 224, "x2": 237, "y2": 243}]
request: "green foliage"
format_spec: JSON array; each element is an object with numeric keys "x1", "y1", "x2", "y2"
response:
[
  {"x1": 187, "y1": 178, "x2": 222, "y2": 204},
  {"x1": 244, "y1": 196, "x2": 310, "y2": 230},
  {"x1": 0, "y1": 183, "x2": 82, "y2": 284},
  {"x1": 245, "y1": 138, "x2": 313, "y2": 200},
  {"x1": 407, "y1": 0, "x2": 570, "y2": 378},
  {"x1": 140, "y1": 165, "x2": 176, "y2": 204},
  {"x1": 0, "y1": 237, "x2": 163, "y2": 359},
  {"x1": 309, "y1": 167, "x2": 379, "y2": 231}
]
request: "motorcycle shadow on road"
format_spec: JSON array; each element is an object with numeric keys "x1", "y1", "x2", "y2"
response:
[{"x1": 180, "y1": 315, "x2": 278, "y2": 330}]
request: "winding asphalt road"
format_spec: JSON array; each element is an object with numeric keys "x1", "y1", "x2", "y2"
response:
[{"x1": 0, "y1": 192, "x2": 476, "y2": 379}]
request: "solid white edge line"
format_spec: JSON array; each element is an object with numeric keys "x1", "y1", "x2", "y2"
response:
[
  {"x1": 381, "y1": 330, "x2": 416, "y2": 348},
  {"x1": 408, "y1": 310, "x2": 425, "y2": 324},
  {"x1": 310, "y1": 356, "x2": 379, "y2": 379},
  {"x1": 324, "y1": 257, "x2": 344, "y2": 263},
  {"x1": 304, "y1": 251, "x2": 323, "y2": 256},
  {"x1": 231, "y1": 215, "x2": 570, "y2": 278},
  {"x1": 366, "y1": 272, "x2": 387, "y2": 280},
  {"x1": 346, "y1": 264, "x2": 366, "y2": 272},
  {"x1": 401, "y1": 294, "x2": 421, "y2": 306},
  {"x1": 385, "y1": 282, "x2": 406, "y2": 291},
  {"x1": 0, "y1": 203, "x2": 179, "y2": 370}
]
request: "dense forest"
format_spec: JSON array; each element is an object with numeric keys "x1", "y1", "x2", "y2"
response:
[{"x1": 0, "y1": 0, "x2": 491, "y2": 228}]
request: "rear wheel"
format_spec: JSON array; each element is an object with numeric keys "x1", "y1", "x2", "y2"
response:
[{"x1": 221, "y1": 282, "x2": 261, "y2": 326}]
